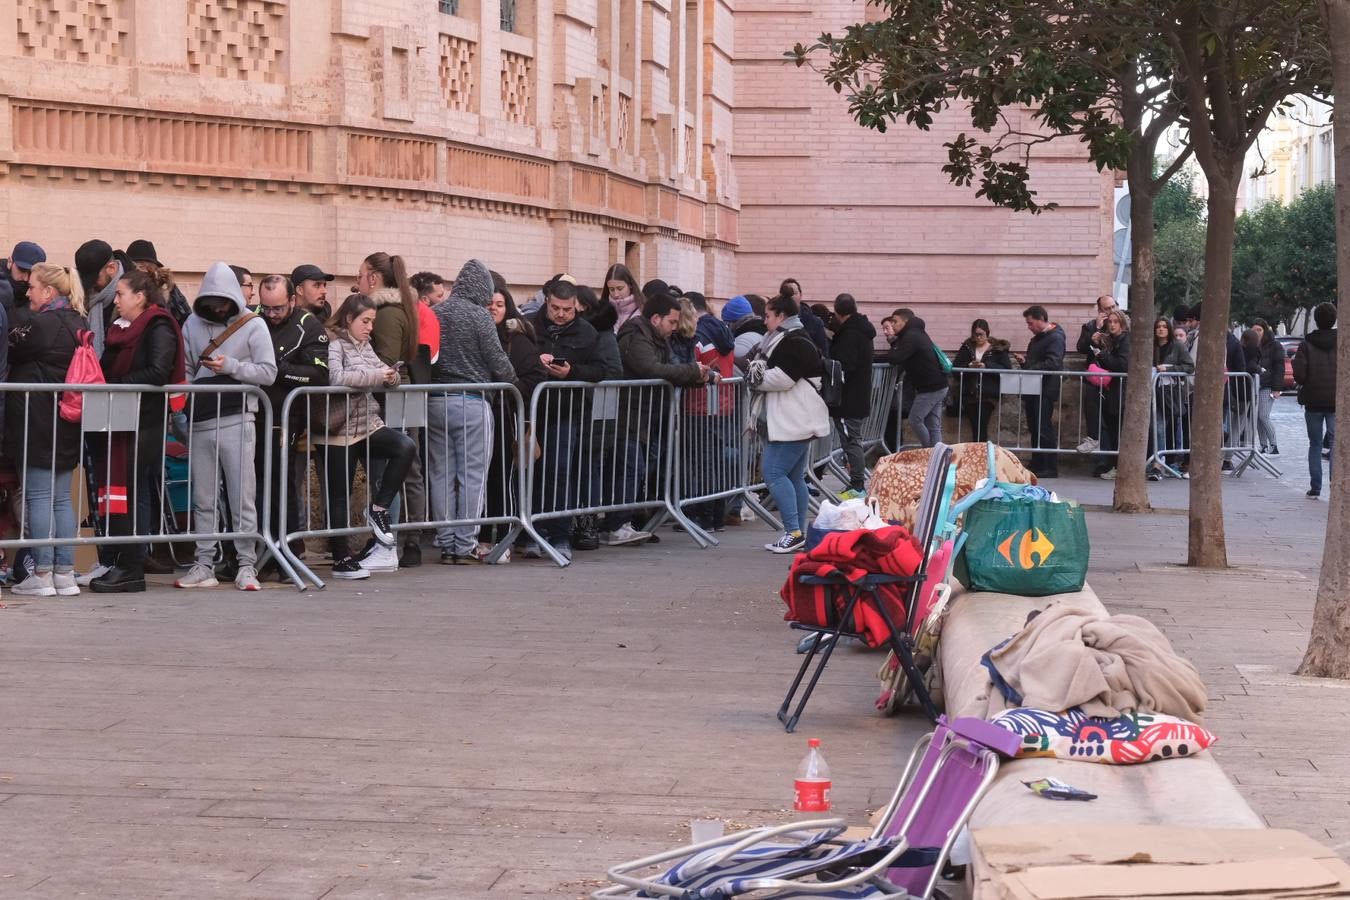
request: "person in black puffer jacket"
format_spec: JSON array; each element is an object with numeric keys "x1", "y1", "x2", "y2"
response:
[
  {"x1": 952, "y1": 318, "x2": 1014, "y2": 444},
  {"x1": 1251, "y1": 319, "x2": 1286, "y2": 455},
  {"x1": 885, "y1": 308, "x2": 948, "y2": 448},
  {"x1": 6, "y1": 263, "x2": 89, "y2": 597},
  {"x1": 828, "y1": 294, "x2": 878, "y2": 493},
  {"x1": 1292, "y1": 302, "x2": 1338, "y2": 498}
]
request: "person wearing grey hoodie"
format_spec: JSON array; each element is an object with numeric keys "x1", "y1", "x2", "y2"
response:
[
  {"x1": 177, "y1": 262, "x2": 278, "y2": 591},
  {"x1": 427, "y1": 259, "x2": 516, "y2": 564}
]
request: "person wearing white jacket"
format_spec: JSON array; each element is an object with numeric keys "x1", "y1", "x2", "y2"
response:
[{"x1": 747, "y1": 293, "x2": 831, "y2": 554}]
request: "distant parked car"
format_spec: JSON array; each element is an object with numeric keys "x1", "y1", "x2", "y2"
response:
[{"x1": 1276, "y1": 335, "x2": 1301, "y2": 390}]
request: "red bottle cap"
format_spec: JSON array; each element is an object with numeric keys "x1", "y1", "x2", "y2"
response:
[{"x1": 808, "y1": 738, "x2": 821, "y2": 748}]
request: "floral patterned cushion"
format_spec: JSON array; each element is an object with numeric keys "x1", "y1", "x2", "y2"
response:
[{"x1": 991, "y1": 707, "x2": 1217, "y2": 764}]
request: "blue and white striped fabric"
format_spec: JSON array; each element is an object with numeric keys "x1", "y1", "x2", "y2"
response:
[{"x1": 645, "y1": 833, "x2": 898, "y2": 899}]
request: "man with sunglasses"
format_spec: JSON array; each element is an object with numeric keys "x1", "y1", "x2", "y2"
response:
[{"x1": 256, "y1": 274, "x2": 329, "y2": 576}]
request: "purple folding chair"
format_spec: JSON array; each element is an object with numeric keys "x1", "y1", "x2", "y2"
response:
[{"x1": 593, "y1": 715, "x2": 1019, "y2": 899}]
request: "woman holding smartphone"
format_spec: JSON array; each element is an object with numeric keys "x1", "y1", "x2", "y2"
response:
[{"x1": 313, "y1": 293, "x2": 417, "y2": 578}]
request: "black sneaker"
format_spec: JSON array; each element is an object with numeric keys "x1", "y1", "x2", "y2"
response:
[
  {"x1": 400, "y1": 541, "x2": 422, "y2": 568},
  {"x1": 765, "y1": 532, "x2": 806, "y2": 554},
  {"x1": 366, "y1": 508, "x2": 395, "y2": 547},
  {"x1": 440, "y1": 549, "x2": 459, "y2": 565},
  {"x1": 331, "y1": 556, "x2": 371, "y2": 579},
  {"x1": 1308, "y1": 489, "x2": 1321, "y2": 499}
]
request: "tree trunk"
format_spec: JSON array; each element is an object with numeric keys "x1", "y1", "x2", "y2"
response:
[
  {"x1": 1297, "y1": 0, "x2": 1350, "y2": 678},
  {"x1": 1186, "y1": 176, "x2": 1239, "y2": 568},
  {"x1": 1113, "y1": 148, "x2": 1157, "y2": 513}
]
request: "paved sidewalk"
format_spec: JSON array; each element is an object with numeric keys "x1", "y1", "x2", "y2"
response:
[{"x1": 0, "y1": 465, "x2": 1344, "y2": 897}]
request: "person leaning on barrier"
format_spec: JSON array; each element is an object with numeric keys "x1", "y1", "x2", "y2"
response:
[
  {"x1": 85, "y1": 267, "x2": 186, "y2": 594},
  {"x1": 253, "y1": 274, "x2": 328, "y2": 581},
  {"x1": 614, "y1": 291, "x2": 715, "y2": 545},
  {"x1": 1251, "y1": 319, "x2": 1285, "y2": 456},
  {"x1": 827, "y1": 294, "x2": 877, "y2": 497},
  {"x1": 747, "y1": 291, "x2": 831, "y2": 555},
  {"x1": 1075, "y1": 294, "x2": 1117, "y2": 454},
  {"x1": 6, "y1": 263, "x2": 88, "y2": 598},
  {"x1": 951, "y1": 318, "x2": 1012, "y2": 446},
  {"x1": 427, "y1": 259, "x2": 516, "y2": 565},
  {"x1": 176, "y1": 261, "x2": 278, "y2": 593},
  {"x1": 1086, "y1": 309, "x2": 1129, "y2": 480},
  {"x1": 313, "y1": 293, "x2": 417, "y2": 580},
  {"x1": 1017, "y1": 305, "x2": 1066, "y2": 479},
  {"x1": 1150, "y1": 316, "x2": 1195, "y2": 480},
  {"x1": 1293, "y1": 302, "x2": 1337, "y2": 500},
  {"x1": 525, "y1": 279, "x2": 620, "y2": 558},
  {"x1": 884, "y1": 308, "x2": 947, "y2": 449}
]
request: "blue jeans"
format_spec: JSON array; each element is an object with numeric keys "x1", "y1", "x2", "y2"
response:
[
  {"x1": 24, "y1": 467, "x2": 76, "y2": 572},
  {"x1": 426, "y1": 393, "x2": 494, "y2": 555},
  {"x1": 1306, "y1": 411, "x2": 1335, "y2": 494},
  {"x1": 763, "y1": 439, "x2": 812, "y2": 534}
]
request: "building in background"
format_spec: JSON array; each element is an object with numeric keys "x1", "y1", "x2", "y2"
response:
[
  {"x1": 1241, "y1": 95, "x2": 1334, "y2": 211},
  {"x1": 0, "y1": 0, "x2": 1115, "y2": 347}
]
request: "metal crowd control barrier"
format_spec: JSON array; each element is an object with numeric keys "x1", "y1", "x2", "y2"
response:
[
  {"x1": 946, "y1": 367, "x2": 1124, "y2": 460},
  {"x1": 528, "y1": 379, "x2": 710, "y2": 566},
  {"x1": 807, "y1": 363, "x2": 900, "y2": 496},
  {"x1": 0, "y1": 383, "x2": 294, "y2": 585},
  {"x1": 277, "y1": 383, "x2": 529, "y2": 587},
  {"x1": 1150, "y1": 371, "x2": 1280, "y2": 478}
]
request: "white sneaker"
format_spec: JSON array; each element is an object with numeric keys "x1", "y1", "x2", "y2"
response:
[
  {"x1": 1099, "y1": 468, "x2": 1118, "y2": 480},
  {"x1": 175, "y1": 564, "x2": 220, "y2": 589},
  {"x1": 358, "y1": 542, "x2": 399, "y2": 573},
  {"x1": 12, "y1": 571, "x2": 56, "y2": 597},
  {"x1": 53, "y1": 572, "x2": 80, "y2": 596},
  {"x1": 1076, "y1": 437, "x2": 1100, "y2": 454},
  {"x1": 522, "y1": 541, "x2": 544, "y2": 559},
  {"x1": 234, "y1": 566, "x2": 261, "y2": 592},
  {"x1": 602, "y1": 523, "x2": 651, "y2": 546},
  {"x1": 76, "y1": 563, "x2": 111, "y2": 587}
]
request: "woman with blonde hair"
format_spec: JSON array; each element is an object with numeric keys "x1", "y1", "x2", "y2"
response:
[{"x1": 6, "y1": 263, "x2": 89, "y2": 596}]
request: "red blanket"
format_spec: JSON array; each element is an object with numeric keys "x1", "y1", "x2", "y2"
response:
[{"x1": 780, "y1": 526, "x2": 924, "y2": 648}]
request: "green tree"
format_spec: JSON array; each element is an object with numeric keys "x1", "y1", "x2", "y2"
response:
[
  {"x1": 1232, "y1": 184, "x2": 1334, "y2": 328},
  {"x1": 1232, "y1": 198, "x2": 1291, "y2": 323},
  {"x1": 1298, "y1": 0, "x2": 1350, "y2": 679},
  {"x1": 1155, "y1": 169, "x2": 1208, "y2": 312},
  {"x1": 790, "y1": 0, "x2": 1191, "y2": 513}
]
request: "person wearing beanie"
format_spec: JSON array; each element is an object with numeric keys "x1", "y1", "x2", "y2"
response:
[
  {"x1": 0, "y1": 240, "x2": 46, "y2": 313},
  {"x1": 176, "y1": 261, "x2": 278, "y2": 592},
  {"x1": 427, "y1": 258, "x2": 516, "y2": 564},
  {"x1": 1293, "y1": 301, "x2": 1338, "y2": 499},
  {"x1": 74, "y1": 239, "x2": 127, "y2": 355},
  {"x1": 721, "y1": 294, "x2": 768, "y2": 369}
]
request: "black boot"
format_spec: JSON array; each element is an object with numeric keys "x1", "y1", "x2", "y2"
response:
[
  {"x1": 572, "y1": 515, "x2": 600, "y2": 551},
  {"x1": 400, "y1": 540, "x2": 422, "y2": 568},
  {"x1": 90, "y1": 565, "x2": 146, "y2": 593}
]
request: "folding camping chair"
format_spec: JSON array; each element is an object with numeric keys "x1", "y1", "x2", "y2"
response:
[
  {"x1": 593, "y1": 715, "x2": 1019, "y2": 900},
  {"x1": 777, "y1": 445, "x2": 955, "y2": 732}
]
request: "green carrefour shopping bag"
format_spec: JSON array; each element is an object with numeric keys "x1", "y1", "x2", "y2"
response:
[{"x1": 958, "y1": 497, "x2": 1089, "y2": 596}]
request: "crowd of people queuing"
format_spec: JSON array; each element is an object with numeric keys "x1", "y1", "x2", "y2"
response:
[
  {"x1": 883, "y1": 291, "x2": 1334, "y2": 497},
  {"x1": 0, "y1": 236, "x2": 1335, "y2": 597},
  {"x1": 0, "y1": 238, "x2": 864, "y2": 594}
]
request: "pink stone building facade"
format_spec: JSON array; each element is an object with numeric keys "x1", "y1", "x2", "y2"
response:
[{"x1": 0, "y1": 0, "x2": 1113, "y2": 347}]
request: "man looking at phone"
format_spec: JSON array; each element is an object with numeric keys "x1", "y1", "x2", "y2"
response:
[
  {"x1": 526, "y1": 278, "x2": 620, "y2": 558},
  {"x1": 255, "y1": 275, "x2": 329, "y2": 577},
  {"x1": 178, "y1": 262, "x2": 278, "y2": 592},
  {"x1": 1074, "y1": 294, "x2": 1116, "y2": 453}
]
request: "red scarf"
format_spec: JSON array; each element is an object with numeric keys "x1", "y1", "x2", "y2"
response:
[{"x1": 96, "y1": 306, "x2": 185, "y2": 515}]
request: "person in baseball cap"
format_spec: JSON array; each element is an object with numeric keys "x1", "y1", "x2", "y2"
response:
[
  {"x1": 1, "y1": 241, "x2": 47, "y2": 311},
  {"x1": 289, "y1": 264, "x2": 336, "y2": 319}
]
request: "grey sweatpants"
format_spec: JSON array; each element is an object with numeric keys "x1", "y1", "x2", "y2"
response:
[
  {"x1": 426, "y1": 393, "x2": 494, "y2": 555},
  {"x1": 190, "y1": 415, "x2": 259, "y2": 568}
]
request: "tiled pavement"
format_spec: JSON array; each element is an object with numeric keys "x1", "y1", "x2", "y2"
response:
[{"x1": 0, "y1": 464, "x2": 1342, "y2": 897}]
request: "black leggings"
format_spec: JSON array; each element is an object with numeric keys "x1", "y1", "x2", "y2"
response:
[{"x1": 320, "y1": 427, "x2": 415, "y2": 555}]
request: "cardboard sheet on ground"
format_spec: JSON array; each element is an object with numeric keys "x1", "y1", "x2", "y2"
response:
[{"x1": 972, "y1": 826, "x2": 1350, "y2": 900}]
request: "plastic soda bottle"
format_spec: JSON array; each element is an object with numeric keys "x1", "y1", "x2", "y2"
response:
[{"x1": 793, "y1": 738, "x2": 832, "y2": 813}]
